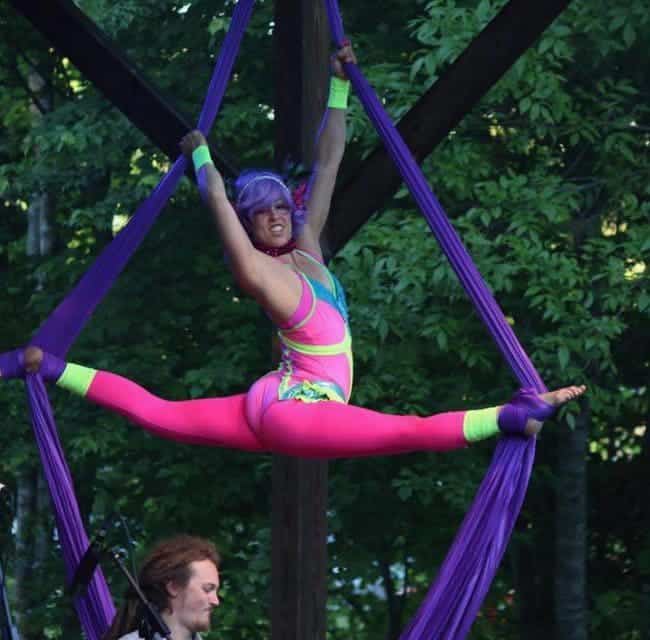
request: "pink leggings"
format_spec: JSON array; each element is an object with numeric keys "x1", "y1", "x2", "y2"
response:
[{"x1": 86, "y1": 370, "x2": 469, "y2": 458}]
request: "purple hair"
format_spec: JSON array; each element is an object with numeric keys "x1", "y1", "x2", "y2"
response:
[{"x1": 233, "y1": 169, "x2": 307, "y2": 239}]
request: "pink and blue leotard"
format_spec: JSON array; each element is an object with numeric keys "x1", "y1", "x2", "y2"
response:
[{"x1": 246, "y1": 249, "x2": 352, "y2": 423}]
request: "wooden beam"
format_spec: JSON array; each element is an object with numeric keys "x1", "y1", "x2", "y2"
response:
[
  {"x1": 324, "y1": 0, "x2": 573, "y2": 255},
  {"x1": 8, "y1": 0, "x2": 238, "y2": 175},
  {"x1": 271, "y1": 1, "x2": 329, "y2": 639},
  {"x1": 271, "y1": 458, "x2": 328, "y2": 640}
]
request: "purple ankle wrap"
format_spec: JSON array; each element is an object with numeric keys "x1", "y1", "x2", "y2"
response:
[
  {"x1": 40, "y1": 352, "x2": 66, "y2": 382},
  {"x1": 0, "y1": 349, "x2": 65, "y2": 382},
  {"x1": 0, "y1": 349, "x2": 25, "y2": 379},
  {"x1": 498, "y1": 388, "x2": 555, "y2": 436},
  {"x1": 497, "y1": 404, "x2": 527, "y2": 436}
]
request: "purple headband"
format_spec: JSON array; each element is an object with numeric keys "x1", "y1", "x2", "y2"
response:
[{"x1": 235, "y1": 174, "x2": 292, "y2": 208}]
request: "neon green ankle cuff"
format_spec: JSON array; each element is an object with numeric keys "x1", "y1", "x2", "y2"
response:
[
  {"x1": 192, "y1": 145, "x2": 213, "y2": 173},
  {"x1": 328, "y1": 77, "x2": 350, "y2": 109},
  {"x1": 463, "y1": 407, "x2": 500, "y2": 443},
  {"x1": 56, "y1": 363, "x2": 97, "y2": 397}
]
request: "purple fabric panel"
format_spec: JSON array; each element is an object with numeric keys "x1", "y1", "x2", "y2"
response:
[
  {"x1": 323, "y1": 1, "x2": 545, "y2": 638},
  {"x1": 19, "y1": 3, "x2": 256, "y2": 639},
  {"x1": 32, "y1": 157, "x2": 186, "y2": 356},
  {"x1": 32, "y1": 0, "x2": 256, "y2": 356},
  {"x1": 197, "y1": 0, "x2": 255, "y2": 133},
  {"x1": 26, "y1": 375, "x2": 114, "y2": 640},
  {"x1": 400, "y1": 438, "x2": 535, "y2": 639}
]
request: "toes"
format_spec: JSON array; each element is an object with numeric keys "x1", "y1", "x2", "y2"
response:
[
  {"x1": 557, "y1": 385, "x2": 586, "y2": 404},
  {"x1": 542, "y1": 387, "x2": 579, "y2": 407},
  {"x1": 567, "y1": 385, "x2": 585, "y2": 399},
  {"x1": 561, "y1": 389, "x2": 577, "y2": 403}
]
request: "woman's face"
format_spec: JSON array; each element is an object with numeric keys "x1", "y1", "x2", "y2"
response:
[{"x1": 250, "y1": 199, "x2": 293, "y2": 247}]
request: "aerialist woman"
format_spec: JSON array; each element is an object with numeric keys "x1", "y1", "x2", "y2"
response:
[{"x1": 1, "y1": 43, "x2": 585, "y2": 458}]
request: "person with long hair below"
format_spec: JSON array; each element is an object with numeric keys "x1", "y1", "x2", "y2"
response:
[
  {"x1": 1, "y1": 42, "x2": 585, "y2": 457},
  {"x1": 103, "y1": 535, "x2": 220, "y2": 640}
]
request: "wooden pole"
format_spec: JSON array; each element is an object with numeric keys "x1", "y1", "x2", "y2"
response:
[{"x1": 272, "y1": 1, "x2": 329, "y2": 638}]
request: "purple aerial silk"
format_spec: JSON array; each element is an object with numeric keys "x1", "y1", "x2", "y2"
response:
[
  {"x1": 12, "y1": 2, "x2": 256, "y2": 638},
  {"x1": 323, "y1": 1, "x2": 545, "y2": 638}
]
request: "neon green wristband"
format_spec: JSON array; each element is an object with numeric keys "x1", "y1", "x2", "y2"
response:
[
  {"x1": 328, "y1": 77, "x2": 350, "y2": 109},
  {"x1": 192, "y1": 145, "x2": 213, "y2": 173}
]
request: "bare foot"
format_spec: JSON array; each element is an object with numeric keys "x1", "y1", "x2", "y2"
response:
[
  {"x1": 23, "y1": 346, "x2": 44, "y2": 374},
  {"x1": 525, "y1": 385, "x2": 587, "y2": 436}
]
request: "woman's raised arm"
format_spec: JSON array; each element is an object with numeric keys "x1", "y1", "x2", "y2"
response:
[
  {"x1": 181, "y1": 131, "x2": 261, "y2": 288},
  {"x1": 297, "y1": 43, "x2": 357, "y2": 259},
  {"x1": 180, "y1": 132, "x2": 301, "y2": 323}
]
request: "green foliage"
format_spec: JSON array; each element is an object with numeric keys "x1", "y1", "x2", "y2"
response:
[{"x1": 0, "y1": 0, "x2": 648, "y2": 638}]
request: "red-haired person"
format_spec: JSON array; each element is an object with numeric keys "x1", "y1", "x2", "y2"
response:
[{"x1": 104, "y1": 535, "x2": 220, "y2": 640}]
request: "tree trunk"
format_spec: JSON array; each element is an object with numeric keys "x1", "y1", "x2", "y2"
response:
[
  {"x1": 515, "y1": 437, "x2": 557, "y2": 640},
  {"x1": 640, "y1": 390, "x2": 650, "y2": 640},
  {"x1": 379, "y1": 555, "x2": 404, "y2": 640},
  {"x1": 0, "y1": 560, "x2": 20, "y2": 640},
  {"x1": 14, "y1": 468, "x2": 35, "y2": 636},
  {"x1": 554, "y1": 403, "x2": 590, "y2": 640},
  {"x1": 14, "y1": 68, "x2": 54, "y2": 640}
]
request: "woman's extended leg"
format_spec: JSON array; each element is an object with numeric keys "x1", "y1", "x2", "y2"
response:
[
  {"x1": 254, "y1": 399, "x2": 487, "y2": 458},
  {"x1": 252, "y1": 385, "x2": 585, "y2": 459},
  {"x1": 79, "y1": 369, "x2": 265, "y2": 451},
  {"x1": 16, "y1": 347, "x2": 265, "y2": 452}
]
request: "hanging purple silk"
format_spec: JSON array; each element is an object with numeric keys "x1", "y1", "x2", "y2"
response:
[
  {"x1": 25, "y1": 375, "x2": 114, "y2": 634},
  {"x1": 323, "y1": 1, "x2": 545, "y2": 638},
  {"x1": 14, "y1": 2, "x2": 256, "y2": 638},
  {"x1": 32, "y1": 0, "x2": 256, "y2": 355}
]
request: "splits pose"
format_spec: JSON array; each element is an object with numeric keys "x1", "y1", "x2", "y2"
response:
[{"x1": 1, "y1": 43, "x2": 585, "y2": 458}]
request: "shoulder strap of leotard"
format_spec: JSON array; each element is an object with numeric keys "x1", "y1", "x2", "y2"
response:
[{"x1": 293, "y1": 249, "x2": 337, "y2": 291}]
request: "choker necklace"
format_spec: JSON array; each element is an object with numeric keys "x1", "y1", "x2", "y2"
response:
[{"x1": 253, "y1": 240, "x2": 296, "y2": 257}]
